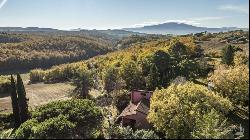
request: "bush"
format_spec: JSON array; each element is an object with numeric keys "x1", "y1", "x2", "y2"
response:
[
  {"x1": 14, "y1": 99, "x2": 103, "y2": 139},
  {"x1": 234, "y1": 52, "x2": 249, "y2": 66},
  {"x1": 147, "y1": 82, "x2": 233, "y2": 139},
  {"x1": 30, "y1": 62, "x2": 89, "y2": 83},
  {"x1": 110, "y1": 126, "x2": 134, "y2": 139},
  {"x1": 15, "y1": 115, "x2": 75, "y2": 139},
  {"x1": 0, "y1": 76, "x2": 11, "y2": 95},
  {"x1": 0, "y1": 129, "x2": 14, "y2": 139},
  {"x1": 107, "y1": 125, "x2": 159, "y2": 139},
  {"x1": 221, "y1": 45, "x2": 235, "y2": 65},
  {"x1": 0, "y1": 113, "x2": 13, "y2": 132},
  {"x1": 29, "y1": 69, "x2": 45, "y2": 83},
  {"x1": 14, "y1": 119, "x2": 38, "y2": 139},
  {"x1": 191, "y1": 109, "x2": 234, "y2": 139},
  {"x1": 32, "y1": 115, "x2": 75, "y2": 139},
  {"x1": 133, "y1": 129, "x2": 160, "y2": 139}
]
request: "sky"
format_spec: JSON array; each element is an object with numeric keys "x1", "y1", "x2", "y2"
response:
[{"x1": 0, "y1": 0, "x2": 249, "y2": 30}]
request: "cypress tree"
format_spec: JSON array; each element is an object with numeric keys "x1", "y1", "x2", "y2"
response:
[
  {"x1": 222, "y1": 45, "x2": 234, "y2": 65},
  {"x1": 10, "y1": 75, "x2": 21, "y2": 128},
  {"x1": 16, "y1": 73, "x2": 29, "y2": 123}
]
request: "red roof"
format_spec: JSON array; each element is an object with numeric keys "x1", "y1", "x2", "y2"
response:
[{"x1": 118, "y1": 98, "x2": 150, "y2": 118}]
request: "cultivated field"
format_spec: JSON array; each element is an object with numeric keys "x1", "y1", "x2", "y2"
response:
[{"x1": 0, "y1": 82, "x2": 75, "y2": 113}]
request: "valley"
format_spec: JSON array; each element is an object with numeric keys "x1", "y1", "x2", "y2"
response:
[
  {"x1": 0, "y1": 0, "x2": 249, "y2": 138},
  {"x1": 0, "y1": 29, "x2": 249, "y2": 139}
]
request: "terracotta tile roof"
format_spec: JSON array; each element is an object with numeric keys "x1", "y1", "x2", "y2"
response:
[
  {"x1": 118, "y1": 98, "x2": 150, "y2": 118},
  {"x1": 136, "y1": 98, "x2": 150, "y2": 115}
]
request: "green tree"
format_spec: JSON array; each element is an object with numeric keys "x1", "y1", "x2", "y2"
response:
[
  {"x1": 177, "y1": 59, "x2": 201, "y2": 79},
  {"x1": 146, "y1": 64, "x2": 161, "y2": 90},
  {"x1": 121, "y1": 60, "x2": 145, "y2": 90},
  {"x1": 222, "y1": 45, "x2": 235, "y2": 65},
  {"x1": 209, "y1": 64, "x2": 249, "y2": 106},
  {"x1": 168, "y1": 39, "x2": 188, "y2": 58},
  {"x1": 16, "y1": 73, "x2": 29, "y2": 123},
  {"x1": 10, "y1": 75, "x2": 21, "y2": 128},
  {"x1": 152, "y1": 50, "x2": 174, "y2": 87},
  {"x1": 103, "y1": 67, "x2": 125, "y2": 93},
  {"x1": 147, "y1": 82, "x2": 233, "y2": 139},
  {"x1": 73, "y1": 70, "x2": 93, "y2": 98}
]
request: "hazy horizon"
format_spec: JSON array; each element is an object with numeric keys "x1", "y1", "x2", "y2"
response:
[{"x1": 0, "y1": 0, "x2": 249, "y2": 30}]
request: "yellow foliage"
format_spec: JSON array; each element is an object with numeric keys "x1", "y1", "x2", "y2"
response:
[
  {"x1": 147, "y1": 82, "x2": 233, "y2": 138},
  {"x1": 209, "y1": 64, "x2": 249, "y2": 106}
]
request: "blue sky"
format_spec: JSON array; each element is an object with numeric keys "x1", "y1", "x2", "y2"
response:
[{"x1": 0, "y1": 0, "x2": 249, "y2": 30}]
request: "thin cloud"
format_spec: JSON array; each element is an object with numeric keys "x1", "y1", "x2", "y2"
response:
[
  {"x1": 0, "y1": 0, "x2": 8, "y2": 9},
  {"x1": 193, "y1": 16, "x2": 229, "y2": 21},
  {"x1": 218, "y1": 4, "x2": 249, "y2": 14}
]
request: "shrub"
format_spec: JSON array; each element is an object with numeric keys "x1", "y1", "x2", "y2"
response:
[
  {"x1": 0, "y1": 113, "x2": 14, "y2": 132},
  {"x1": 29, "y1": 69, "x2": 45, "y2": 83},
  {"x1": 32, "y1": 115, "x2": 75, "y2": 139},
  {"x1": 221, "y1": 45, "x2": 235, "y2": 65},
  {"x1": 0, "y1": 129, "x2": 14, "y2": 139},
  {"x1": 14, "y1": 119, "x2": 38, "y2": 139},
  {"x1": 234, "y1": 52, "x2": 249, "y2": 66},
  {"x1": 133, "y1": 129, "x2": 160, "y2": 139},
  {"x1": 107, "y1": 125, "x2": 159, "y2": 139},
  {"x1": 0, "y1": 76, "x2": 11, "y2": 95},
  {"x1": 191, "y1": 109, "x2": 234, "y2": 139},
  {"x1": 14, "y1": 99, "x2": 103, "y2": 139}
]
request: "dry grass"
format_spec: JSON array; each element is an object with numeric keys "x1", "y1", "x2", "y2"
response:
[
  {"x1": 199, "y1": 38, "x2": 249, "y2": 54},
  {"x1": 0, "y1": 82, "x2": 75, "y2": 113}
]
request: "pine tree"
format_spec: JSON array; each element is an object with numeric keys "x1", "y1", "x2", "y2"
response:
[
  {"x1": 222, "y1": 45, "x2": 234, "y2": 65},
  {"x1": 16, "y1": 73, "x2": 29, "y2": 123},
  {"x1": 73, "y1": 71, "x2": 93, "y2": 98},
  {"x1": 10, "y1": 75, "x2": 21, "y2": 128}
]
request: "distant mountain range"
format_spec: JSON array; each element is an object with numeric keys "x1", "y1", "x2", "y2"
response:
[
  {"x1": 0, "y1": 27, "x2": 59, "y2": 32},
  {"x1": 123, "y1": 22, "x2": 248, "y2": 35},
  {"x1": 0, "y1": 23, "x2": 248, "y2": 35},
  {"x1": 0, "y1": 27, "x2": 144, "y2": 40}
]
